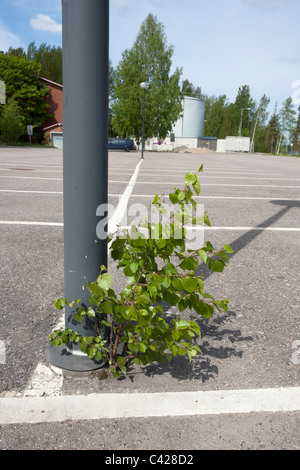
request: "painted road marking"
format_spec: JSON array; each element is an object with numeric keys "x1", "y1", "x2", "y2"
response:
[
  {"x1": 1, "y1": 176, "x2": 299, "y2": 189},
  {"x1": 1, "y1": 190, "x2": 299, "y2": 202},
  {"x1": 110, "y1": 194, "x2": 300, "y2": 201},
  {"x1": 0, "y1": 221, "x2": 63, "y2": 226},
  {"x1": 108, "y1": 159, "x2": 143, "y2": 236},
  {"x1": 111, "y1": 181, "x2": 300, "y2": 188},
  {"x1": 1, "y1": 221, "x2": 299, "y2": 232},
  {"x1": 0, "y1": 387, "x2": 299, "y2": 424},
  {"x1": 0, "y1": 190, "x2": 63, "y2": 194}
]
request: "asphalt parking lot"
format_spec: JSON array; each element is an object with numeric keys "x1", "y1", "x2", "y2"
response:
[{"x1": 0, "y1": 146, "x2": 299, "y2": 450}]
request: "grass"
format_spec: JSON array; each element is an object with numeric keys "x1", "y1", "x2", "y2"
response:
[{"x1": 0, "y1": 142, "x2": 55, "y2": 148}]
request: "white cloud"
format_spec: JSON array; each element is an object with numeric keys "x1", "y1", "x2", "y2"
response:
[
  {"x1": 0, "y1": 25, "x2": 19, "y2": 52},
  {"x1": 30, "y1": 14, "x2": 62, "y2": 34},
  {"x1": 110, "y1": 0, "x2": 133, "y2": 15},
  {"x1": 244, "y1": 0, "x2": 295, "y2": 8}
]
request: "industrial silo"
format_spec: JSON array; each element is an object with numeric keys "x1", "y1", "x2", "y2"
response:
[{"x1": 172, "y1": 96, "x2": 205, "y2": 138}]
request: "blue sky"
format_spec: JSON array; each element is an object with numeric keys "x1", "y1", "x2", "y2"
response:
[{"x1": 0, "y1": 0, "x2": 299, "y2": 114}]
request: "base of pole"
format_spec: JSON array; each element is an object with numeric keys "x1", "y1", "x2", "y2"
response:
[{"x1": 45, "y1": 343, "x2": 105, "y2": 372}]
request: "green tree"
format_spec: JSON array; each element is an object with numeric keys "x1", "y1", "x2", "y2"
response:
[
  {"x1": 181, "y1": 79, "x2": 203, "y2": 99},
  {"x1": 27, "y1": 41, "x2": 63, "y2": 84},
  {"x1": 251, "y1": 94, "x2": 270, "y2": 152},
  {"x1": 0, "y1": 98, "x2": 25, "y2": 142},
  {"x1": 232, "y1": 85, "x2": 256, "y2": 137},
  {"x1": 112, "y1": 14, "x2": 182, "y2": 141},
  {"x1": 276, "y1": 97, "x2": 296, "y2": 153},
  {"x1": 292, "y1": 105, "x2": 300, "y2": 154},
  {"x1": 6, "y1": 47, "x2": 26, "y2": 59},
  {"x1": 204, "y1": 95, "x2": 228, "y2": 138},
  {"x1": 265, "y1": 104, "x2": 280, "y2": 153},
  {"x1": 0, "y1": 53, "x2": 49, "y2": 141}
]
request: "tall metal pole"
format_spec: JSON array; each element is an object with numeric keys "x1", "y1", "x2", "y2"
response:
[
  {"x1": 251, "y1": 105, "x2": 261, "y2": 153},
  {"x1": 140, "y1": 82, "x2": 149, "y2": 159},
  {"x1": 238, "y1": 109, "x2": 244, "y2": 137},
  {"x1": 46, "y1": 0, "x2": 109, "y2": 371},
  {"x1": 141, "y1": 88, "x2": 146, "y2": 159}
]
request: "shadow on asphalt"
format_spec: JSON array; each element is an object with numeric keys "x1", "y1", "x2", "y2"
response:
[
  {"x1": 119, "y1": 310, "x2": 253, "y2": 384},
  {"x1": 123, "y1": 200, "x2": 299, "y2": 384}
]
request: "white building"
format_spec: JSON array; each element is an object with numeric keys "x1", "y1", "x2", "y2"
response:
[{"x1": 145, "y1": 96, "x2": 205, "y2": 151}]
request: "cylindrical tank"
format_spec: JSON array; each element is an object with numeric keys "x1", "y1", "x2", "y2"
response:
[{"x1": 172, "y1": 96, "x2": 205, "y2": 138}]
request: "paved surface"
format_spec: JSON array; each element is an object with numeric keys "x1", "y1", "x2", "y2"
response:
[{"x1": 0, "y1": 147, "x2": 299, "y2": 450}]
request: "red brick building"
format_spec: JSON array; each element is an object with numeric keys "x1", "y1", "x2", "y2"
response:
[{"x1": 38, "y1": 76, "x2": 63, "y2": 148}]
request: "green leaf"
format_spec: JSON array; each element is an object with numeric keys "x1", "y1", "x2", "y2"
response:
[
  {"x1": 224, "y1": 244, "x2": 234, "y2": 254},
  {"x1": 74, "y1": 312, "x2": 83, "y2": 322},
  {"x1": 169, "y1": 193, "x2": 179, "y2": 204},
  {"x1": 172, "y1": 277, "x2": 182, "y2": 291},
  {"x1": 182, "y1": 277, "x2": 198, "y2": 293},
  {"x1": 125, "y1": 305, "x2": 137, "y2": 321},
  {"x1": 52, "y1": 298, "x2": 66, "y2": 310},
  {"x1": 98, "y1": 273, "x2": 112, "y2": 290},
  {"x1": 175, "y1": 190, "x2": 186, "y2": 201},
  {"x1": 185, "y1": 172, "x2": 197, "y2": 186},
  {"x1": 156, "y1": 238, "x2": 167, "y2": 249},
  {"x1": 139, "y1": 342, "x2": 147, "y2": 352},
  {"x1": 210, "y1": 259, "x2": 225, "y2": 272},
  {"x1": 89, "y1": 282, "x2": 105, "y2": 298},
  {"x1": 198, "y1": 249, "x2": 207, "y2": 263},
  {"x1": 192, "y1": 179, "x2": 201, "y2": 195},
  {"x1": 180, "y1": 257, "x2": 198, "y2": 271},
  {"x1": 87, "y1": 307, "x2": 96, "y2": 317},
  {"x1": 147, "y1": 283, "x2": 158, "y2": 299},
  {"x1": 216, "y1": 251, "x2": 229, "y2": 263},
  {"x1": 176, "y1": 320, "x2": 190, "y2": 330},
  {"x1": 193, "y1": 301, "x2": 214, "y2": 319},
  {"x1": 101, "y1": 301, "x2": 113, "y2": 315},
  {"x1": 130, "y1": 262, "x2": 139, "y2": 273},
  {"x1": 165, "y1": 262, "x2": 177, "y2": 275},
  {"x1": 162, "y1": 290, "x2": 180, "y2": 306},
  {"x1": 160, "y1": 276, "x2": 172, "y2": 288},
  {"x1": 198, "y1": 164, "x2": 204, "y2": 172},
  {"x1": 94, "y1": 350, "x2": 103, "y2": 362}
]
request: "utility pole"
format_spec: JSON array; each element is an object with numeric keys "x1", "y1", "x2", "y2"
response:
[
  {"x1": 251, "y1": 105, "x2": 261, "y2": 153},
  {"x1": 140, "y1": 82, "x2": 150, "y2": 159},
  {"x1": 46, "y1": 0, "x2": 109, "y2": 371}
]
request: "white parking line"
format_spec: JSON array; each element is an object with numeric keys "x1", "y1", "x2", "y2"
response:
[
  {"x1": 134, "y1": 175, "x2": 300, "y2": 181},
  {"x1": 2, "y1": 176, "x2": 299, "y2": 188},
  {"x1": 0, "y1": 168, "x2": 63, "y2": 173},
  {"x1": 201, "y1": 226, "x2": 300, "y2": 231},
  {"x1": 110, "y1": 194, "x2": 300, "y2": 201},
  {"x1": 2, "y1": 191, "x2": 298, "y2": 202},
  {"x1": 0, "y1": 387, "x2": 299, "y2": 424},
  {"x1": 0, "y1": 221, "x2": 63, "y2": 226},
  {"x1": 120, "y1": 225, "x2": 300, "y2": 232},
  {"x1": 110, "y1": 181, "x2": 300, "y2": 188},
  {"x1": 108, "y1": 160, "x2": 143, "y2": 235},
  {"x1": 0, "y1": 190, "x2": 63, "y2": 194},
  {"x1": 1, "y1": 222, "x2": 299, "y2": 232},
  {"x1": 0, "y1": 175, "x2": 63, "y2": 181}
]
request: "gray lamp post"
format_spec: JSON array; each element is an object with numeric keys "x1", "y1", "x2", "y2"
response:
[
  {"x1": 140, "y1": 81, "x2": 149, "y2": 159},
  {"x1": 46, "y1": 0, "x2": 109, "y2": 372},
  {"x1": 238, "y1": 107, "x2": 251, "y2": 137}
]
